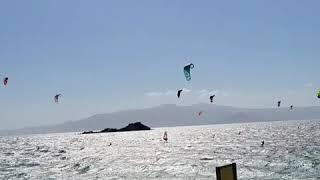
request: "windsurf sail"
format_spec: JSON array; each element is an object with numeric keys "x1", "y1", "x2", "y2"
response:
[{"x1": 163, "y1": 131, "x2": 168, "y2": 142}]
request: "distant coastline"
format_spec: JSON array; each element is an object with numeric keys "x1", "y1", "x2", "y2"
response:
[{"x1": 1, "y1": 104, "x2": 320, "y2": 136}]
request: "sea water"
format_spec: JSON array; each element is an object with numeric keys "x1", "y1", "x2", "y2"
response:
[{"x1": 1, "y1": 120, "x2": 320, "y2": 179}]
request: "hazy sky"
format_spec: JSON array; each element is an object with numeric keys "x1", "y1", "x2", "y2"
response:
[{"x1": 1, "y1": 0, "x2": 320, "y2": 130}]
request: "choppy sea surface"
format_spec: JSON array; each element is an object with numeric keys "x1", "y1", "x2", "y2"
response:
[{"x1": 1, "y1": 120, "x2": 320, "y2": 180}]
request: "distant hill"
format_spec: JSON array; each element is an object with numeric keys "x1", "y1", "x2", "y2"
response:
[{"x1": 1, "y1": 103, "x2": 320, "y2": 136}]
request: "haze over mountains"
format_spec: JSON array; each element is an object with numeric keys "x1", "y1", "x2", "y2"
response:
[{"x1": 1, "y1": 103, "x2": 320, "y2": 136}]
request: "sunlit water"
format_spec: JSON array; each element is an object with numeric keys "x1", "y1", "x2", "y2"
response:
[{"x1": 1, "y1": 120, "x2": 320, "y2": 179}]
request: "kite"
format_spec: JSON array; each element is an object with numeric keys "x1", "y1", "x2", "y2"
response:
[
  {"x1": 277, "y1": 101, "x2": 281, "y2": 108},
  {"x1": 54, "y1": 94, "x2": 62, "y2": 104},
  {"x1": 177, "y1": 89, "x2": 183, "y2": 98},
  {"x1": 183, "y1": 63, "x2": 194, "y2": 81},
  {"x1": 210, "y1": 95, "x2": 215, "y2": 103},
  {"x1": 3, "y1": 77, "x2": 8, "y2": 86}
]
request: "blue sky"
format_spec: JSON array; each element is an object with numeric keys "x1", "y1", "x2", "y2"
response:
[{"x1": 1, "y1": 0, "x2": 320, "y2": 130}]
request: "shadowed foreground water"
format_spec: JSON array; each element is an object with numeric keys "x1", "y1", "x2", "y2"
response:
[{"x1": 1, "y1": 120, "x2": 320, "y2": 179}]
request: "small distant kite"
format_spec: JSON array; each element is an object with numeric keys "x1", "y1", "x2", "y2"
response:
[
  {"x1": 183, "y1": 63, "x2": 194, "y2": 81},
  {"x1": 210, "y1": 95, "x2": 215, "y2": 103},
  {"x1": 177, "y1": 89, "x2": 183, "y2": 98},
  {"x1": 3, "y1": 77, "x2": 8, "y2": 86},
  {"x1": 54, "y1": 94, "x2": 62, "y2": 104},
  {"x1": 277, "y1": 101, "x2": 281, "y2": 108}
]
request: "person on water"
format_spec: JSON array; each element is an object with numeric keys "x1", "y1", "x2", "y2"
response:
[
  {"x1": 163, "y1": 131, "x2": 168, "y2": 142},
  {"x1": 261, "y1": 140, "x2": 265, "y2": 147}
]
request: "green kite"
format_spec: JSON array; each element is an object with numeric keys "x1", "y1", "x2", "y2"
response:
[{"x1": 183, "y1": 63, "x2": 194, "y2": 81}]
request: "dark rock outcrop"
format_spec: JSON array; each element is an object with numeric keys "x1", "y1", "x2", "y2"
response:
[
  {"x1": 100, "y1": 128, "x2": 117, "y2": 133},
  {"x1": 118, "y1": 122, "x2": 151, "y2": 131},
  {"x1": 81, "y1": 122, "x2": 151, "y2": 134}
]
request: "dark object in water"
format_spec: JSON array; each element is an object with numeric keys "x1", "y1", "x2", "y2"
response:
[
  {"x1": 4, "y1": 152, "x2": 14, "y2": 156},
  {"x1": 79, "y1": 165, "x2": 90, "y2": 174},
  {"x1": 261, "y1": 141, "x2": 265, "y2": 147},
  {"x1": 163, "y1": 131, "x2": 168, "y2": 142},
  {"x1": 59, "y1": 150, "x2": 66, "y2": 153},
  {"x1": 200, "y1": 157, "x2": 214, "y2": 161},
  {"x1": 82, "y1": 122, "x2": 151, "y2": 134}
]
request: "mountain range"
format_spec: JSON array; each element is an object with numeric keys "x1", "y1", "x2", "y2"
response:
[{"x1": 1, "y1": 103, "x2": 320, "y2": 135}]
